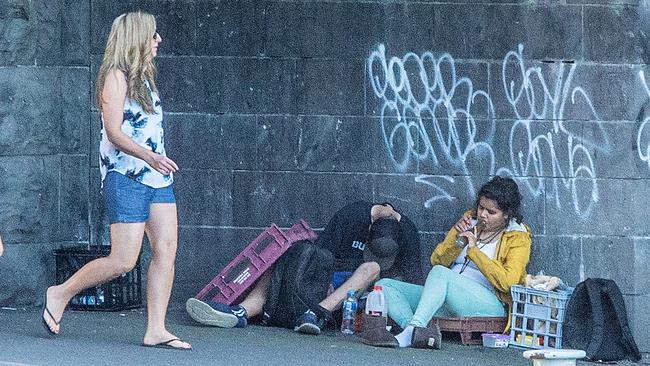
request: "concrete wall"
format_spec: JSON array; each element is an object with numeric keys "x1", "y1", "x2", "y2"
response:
[{"x1": 0, "y1": 0, "x2": 648, "y2": 351}]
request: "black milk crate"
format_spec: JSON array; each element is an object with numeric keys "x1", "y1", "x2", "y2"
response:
[{"x1": 54, "y1": 245, "x2": 142, "y2": 311}]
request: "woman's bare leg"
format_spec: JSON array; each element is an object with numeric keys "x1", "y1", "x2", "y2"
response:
[
  {"x1": 44, "y1": 223, "x2": 146, "y2": 334},
  {"x1": 142, "y1": 203, "x2": 191, "y2": 349}
]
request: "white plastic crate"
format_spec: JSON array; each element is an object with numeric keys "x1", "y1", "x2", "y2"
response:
[{"x1": 509, "y1": 285, "x2": 573, "y2": 349}]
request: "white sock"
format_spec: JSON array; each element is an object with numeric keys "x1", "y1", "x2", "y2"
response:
[{"x1": 395, "y1": 325, "x2": 414, "y2": 348}]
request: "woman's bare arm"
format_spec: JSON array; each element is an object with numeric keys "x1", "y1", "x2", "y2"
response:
[{"x1": 101, "y1": 69, "x2": 178, "y2": 175}]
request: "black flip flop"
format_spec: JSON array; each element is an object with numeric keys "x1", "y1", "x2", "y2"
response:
[
  {"x1": 41, "y1": 291, "x2": 61, "y2": 335},
  {"x1": 142, "y1": 338, "x2": 192, "y2": 351}
]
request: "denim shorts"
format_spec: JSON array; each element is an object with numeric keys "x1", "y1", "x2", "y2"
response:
[{"x1": 103, "y1": 171, "x2": 176, "y2": 224}]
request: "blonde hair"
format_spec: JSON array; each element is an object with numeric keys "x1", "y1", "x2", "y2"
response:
[{"x1": 96, "y1": 11, "x2": 158, "y2": 114}]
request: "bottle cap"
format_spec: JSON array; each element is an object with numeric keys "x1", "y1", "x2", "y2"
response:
[
  {"x1": 347, "y1": 289, "x2": 356, "y2": 296},
  {"x1": 373, "y1": 285, "x2": 382, "y2": 291}
]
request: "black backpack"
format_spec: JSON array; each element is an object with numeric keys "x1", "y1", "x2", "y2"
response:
[
  {"x1": 564, "y1": 278, "x2": 641, "y2": 362},
  {"x1": 263, "y1": 240, "x2": 335, "y2": 329}
]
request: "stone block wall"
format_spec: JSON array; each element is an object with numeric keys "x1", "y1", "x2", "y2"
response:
[
  {"x1": 1, "y1": 0, "x2": 649, "y2": 351},
  {"x1": 0, "y1": 0, "x2": 90, "y2": 305}
]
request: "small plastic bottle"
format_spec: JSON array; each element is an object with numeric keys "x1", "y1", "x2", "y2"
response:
[
  {"x1": 341, "y1": 289, "x2": 357, "y2": 335},
  {"x1": 365, "y1": 285, "x2": 386, "y2": 318},
  {"x1": 96, "y1": 288, "x2": 105, "y2": 305}
]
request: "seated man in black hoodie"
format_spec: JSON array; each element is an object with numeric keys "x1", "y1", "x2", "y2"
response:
[{"x1": 186, "y1": 201, "x2": 423, "y2": 336}]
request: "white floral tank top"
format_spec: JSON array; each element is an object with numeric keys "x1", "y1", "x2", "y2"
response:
[{"x1": 99, "y1": 80, "x2": 172, "y2": 188}]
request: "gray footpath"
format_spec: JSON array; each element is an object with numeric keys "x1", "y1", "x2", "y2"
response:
[
  {"x1": 0, "y1": 307, "x2": 647, "y2": 366},
  {"x1": 2, "y1": 0, "x2": 650, "y2": 355}
]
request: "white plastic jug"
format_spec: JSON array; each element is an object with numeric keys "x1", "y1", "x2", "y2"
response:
[{"x1": 365, "y1": 285, "x2": 386, "y2": 318}]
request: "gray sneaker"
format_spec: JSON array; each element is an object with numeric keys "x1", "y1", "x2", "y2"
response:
[{"x1": 185, "y1": 298, "x2": 242, "y2": 328}]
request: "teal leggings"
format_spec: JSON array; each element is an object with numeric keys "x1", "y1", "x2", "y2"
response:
[{"x1": 377, "y1": 265, "x2": 506, "y2": 328}]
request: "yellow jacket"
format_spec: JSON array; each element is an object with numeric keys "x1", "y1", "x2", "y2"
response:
[{"x1": 429, "y1": 211, "x2": 532, "y2": 322}]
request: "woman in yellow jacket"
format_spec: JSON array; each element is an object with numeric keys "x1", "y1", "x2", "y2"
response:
[{"x1": 376, "y1": 176, "x2": 531, "y2": 349}]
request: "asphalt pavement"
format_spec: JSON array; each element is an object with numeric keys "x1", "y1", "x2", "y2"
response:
[{"x1": 0, "y1": 306, "x2": 647, "y2": 366}]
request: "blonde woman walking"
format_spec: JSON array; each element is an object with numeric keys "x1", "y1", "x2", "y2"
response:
[{"x1": 41, "y1": 11, "x2": 191, "y2": 350}]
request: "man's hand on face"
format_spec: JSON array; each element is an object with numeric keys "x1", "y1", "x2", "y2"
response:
[{"x1": 370, "y1": 204, "x2": 401, "y2": 224}]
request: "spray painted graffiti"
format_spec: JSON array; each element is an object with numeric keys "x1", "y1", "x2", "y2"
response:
[
  {"x1": 496, "y1": 44, "x2": 609, "y2": 218},
  {"x1": 368, "y1": 43, "x2": 610, "y2": 218},
  {"x1": 637, "y1": 70, "x2": 650, "y2": 171},
  {"x1": 367, "y1": 44, "x2": 496, "y2": 208}
]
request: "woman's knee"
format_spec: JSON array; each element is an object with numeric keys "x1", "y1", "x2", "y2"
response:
[
  {"x1": 427, "y1": 265, "x2": 453, "y2": 281},
  {"x1": 151, "y1": 239, "x2": 178, "y2": 261},
  {"x1": 106, "y1": 255, "x2": 138, "y2": 274}
]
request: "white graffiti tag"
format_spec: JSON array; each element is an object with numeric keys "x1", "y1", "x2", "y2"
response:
[
  {"x1": 368, "y1": 43, "x2": 608, "y2": 218},
  {"x1": 496, "y1": 44, "x2": 607, "y2": 218},
  {"x1": 367, "y1": 44, "x2": 496, "y2": 206},
  {"x1": 637, "y1": 70, "x2": 650, "y2": 171}
]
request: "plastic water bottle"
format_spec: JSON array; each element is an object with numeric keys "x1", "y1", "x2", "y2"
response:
[
  {"x1": 365, "y1": 285, "x2": 386, "y2": 318},
  {"x1": 341, "y1": 289, "x2": 357, "y2": 334},
  {"x1": 96, "y1": 288, "x2": 105, "y2": 305}
]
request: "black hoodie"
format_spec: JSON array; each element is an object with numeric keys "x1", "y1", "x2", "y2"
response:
[{"x1": 315, "y1": 200, "x2": 424, "y2": 285}]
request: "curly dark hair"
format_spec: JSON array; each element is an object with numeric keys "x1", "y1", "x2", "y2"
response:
[{"x1": 475, "y1": 176, "x2": 523, "y2": 223}]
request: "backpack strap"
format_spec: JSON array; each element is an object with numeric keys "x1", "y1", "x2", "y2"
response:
[
  {"x1": 600, "y1": 280, "x2": 642, "y2": 362},
  {"x1": 583, "y1": 278, "x2": 606, "y2": 359}
]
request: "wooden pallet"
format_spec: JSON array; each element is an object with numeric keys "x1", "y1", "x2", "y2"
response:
[{"x1": 429, "y1": 317, "x2": 508, "y2": 345}]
